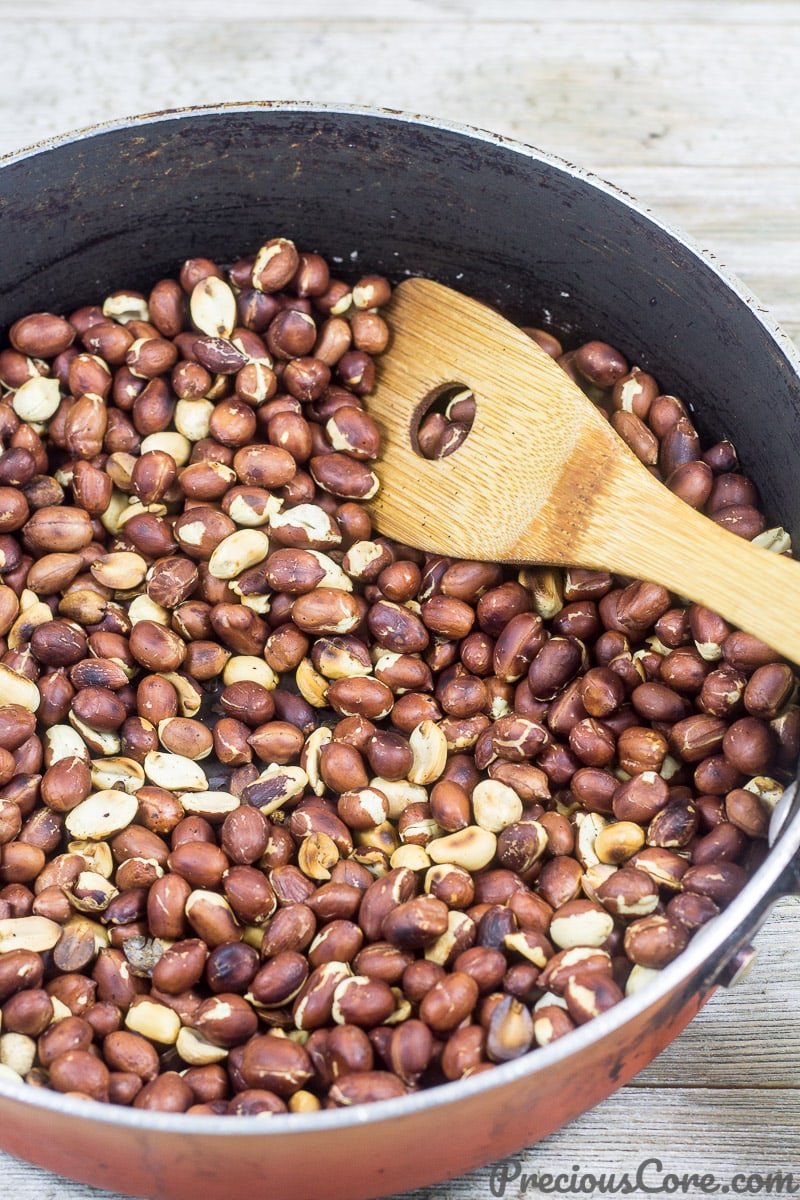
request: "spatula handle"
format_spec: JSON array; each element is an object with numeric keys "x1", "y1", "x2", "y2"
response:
[{"x1": 578, "y1": 461, "x2": 800, "y2": 663}]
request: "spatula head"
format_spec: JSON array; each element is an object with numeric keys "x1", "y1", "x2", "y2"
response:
[
  {"x1": 364, "y1": 279, "x2": 800, "y2": 666},
  {"x1": 365, "y1": 276, "x2": 618, "y2": 564}
]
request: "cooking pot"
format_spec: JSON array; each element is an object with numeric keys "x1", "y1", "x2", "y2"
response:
[{"x1": 0, "y1": 102, "x2": 798, "y2": 1200}]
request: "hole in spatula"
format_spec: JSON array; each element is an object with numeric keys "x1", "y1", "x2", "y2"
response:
[{"x1": 411, "y1": 382, "x2": 476, "y2": 460}]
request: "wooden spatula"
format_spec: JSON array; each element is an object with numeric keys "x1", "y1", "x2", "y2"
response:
[{"x1": 366, "y1": 276, "x2": 800, "y2": 663}]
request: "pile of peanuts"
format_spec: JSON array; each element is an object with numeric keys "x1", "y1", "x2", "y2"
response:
[{"x1": 0, "y1": 235, "x2": 795, "y2": 1116}]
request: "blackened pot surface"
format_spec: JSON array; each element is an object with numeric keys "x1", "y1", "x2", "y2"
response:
[{"x1": 0, "y1": 103, "x2": 799, "y2": 1200}]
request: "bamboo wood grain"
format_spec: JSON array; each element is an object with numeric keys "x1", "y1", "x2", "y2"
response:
[{"x1": 367, "y1": 277, "x2": 800, "y2": 663}]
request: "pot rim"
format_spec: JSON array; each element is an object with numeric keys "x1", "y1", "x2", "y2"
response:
[{"x1": 0, "y1": 99, "x2": 798, "y2": 1138}]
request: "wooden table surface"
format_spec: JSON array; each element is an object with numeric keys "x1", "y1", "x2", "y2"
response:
[{"x1": 0, "y1": 2, "x2": 799, "y2": 1197}]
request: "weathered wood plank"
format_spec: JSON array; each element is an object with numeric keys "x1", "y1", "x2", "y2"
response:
[
  {"x1": 7, "y1": 1, "x2": 800, "y2": 25},
  {"x1": 1, "y1": 14, "x2": 799, "y2": 169}
]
